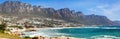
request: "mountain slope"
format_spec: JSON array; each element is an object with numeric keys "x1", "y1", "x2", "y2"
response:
[{"x1": 0, "y1": 1, "x2": 116, "y2": 25}]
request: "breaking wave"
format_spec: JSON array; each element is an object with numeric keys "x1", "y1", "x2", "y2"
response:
[
  {"x1": 90, "y1": 35, "x2": 120, "y2": 39},
  {"x1": 23, "y1": 26, "x2": 120, "y2": 39},
  {"x1": 24, "y1": 28, "x2": 70, "y2": 37}
]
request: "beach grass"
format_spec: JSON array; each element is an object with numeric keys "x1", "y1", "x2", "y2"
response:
[{"x1": 0, "y1": 32, "x2": 25, "y2": 39}]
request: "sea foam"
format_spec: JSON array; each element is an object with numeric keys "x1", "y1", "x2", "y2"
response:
[{"x1": 90, "y1": 35, "x2": 120, "y2": 39}]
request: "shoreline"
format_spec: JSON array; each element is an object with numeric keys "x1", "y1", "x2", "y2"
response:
[
  {"x1": 31, "y1": 36, "x2": 85, "y2": 39},
  {"x1": 21, "y1": 26, "x2": 120, "y2": 39},
  {"x1": 32, "y1": 26, "x2": 100, "y2": 30},
  {"x1": 22, "y1": 27, "x2": 86, "y2": 39},
  {"x1": 36, "y1": 26, "x2": 120, "y2": 30},
  {"x1": 27, "y1": 25, "x2": 120, "y2": 29},
  {"x1": 21, "y1": 26, "x2": 103, "y2": 37}
]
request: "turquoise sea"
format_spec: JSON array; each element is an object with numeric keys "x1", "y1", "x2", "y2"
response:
[{"x1": 24, "y1": 26, "x2": 120, "y2": 39}]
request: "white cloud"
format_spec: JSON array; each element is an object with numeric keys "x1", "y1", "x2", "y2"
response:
[{"x1": 89, "y1": 1, "x2": 120, "y2": 21}]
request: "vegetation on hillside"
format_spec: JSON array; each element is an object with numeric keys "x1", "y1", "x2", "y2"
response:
[
  {"x1": 0, "y1": 20, "x2": 25, "y2": 39},
  {"x1": 0, "y1": 20, "x2": 7, "y2": 33}
]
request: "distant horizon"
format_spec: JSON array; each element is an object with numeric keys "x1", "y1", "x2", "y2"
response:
[{"x1": 0, "y1": 0, "x2": 120, "y2": 21}]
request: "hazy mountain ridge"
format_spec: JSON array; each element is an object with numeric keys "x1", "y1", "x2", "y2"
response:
[
  {"x1": 113, "y1": 21, "x2": 120, "y2": 25},
  {"x1": 0, "y1": 1, "x2": 118, "y2": 26}
]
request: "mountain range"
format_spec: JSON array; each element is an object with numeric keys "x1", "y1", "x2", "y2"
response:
[{"x1": 0, "y1": 1, "x2": 119, "y2": 26}]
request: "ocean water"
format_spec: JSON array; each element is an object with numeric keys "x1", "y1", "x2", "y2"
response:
[{"x1": 24, "y1": 26, "x2": 120, "y2": 39}]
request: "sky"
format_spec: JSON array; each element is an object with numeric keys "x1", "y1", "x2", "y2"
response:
[{"x1": 0, "y1": 0, "x2": 120, "y2": 21}]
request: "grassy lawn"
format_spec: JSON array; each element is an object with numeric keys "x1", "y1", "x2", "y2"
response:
[{"x1": 0, "y1": 32, "x2": 25, "y2": 39}]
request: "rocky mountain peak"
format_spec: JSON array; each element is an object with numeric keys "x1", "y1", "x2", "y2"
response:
[{"x1": 0, "y1": 1, "x2": 117, "y2": 26}]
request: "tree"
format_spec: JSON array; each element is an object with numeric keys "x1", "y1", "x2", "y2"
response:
[
  {"x1": 0, "y1": 20, "x2": 7, "y2": 33},
  {"x1": 48, "y1": 19, "x2": 55, "y2": 27}
]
